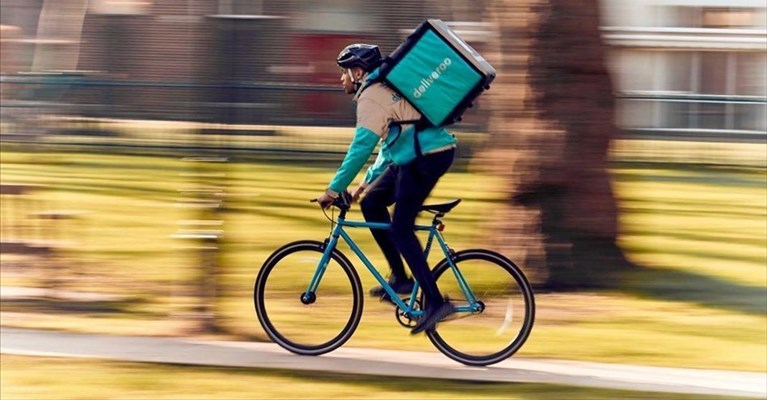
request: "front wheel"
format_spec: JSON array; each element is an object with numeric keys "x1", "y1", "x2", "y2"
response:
[
  {"x1": 426, "y1": 249, "x2": 535, "y2": 366},
  {"x1": 254, "y1": 240, "x2": 363, "y2": 355}
]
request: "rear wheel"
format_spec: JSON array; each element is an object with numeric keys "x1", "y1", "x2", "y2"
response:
[
  {"x1": 254, "y1": 240, "x2": 363, "y2": 355},
  {"x1": 426, "y1": 249, "x2": 535, "y2": 366}
]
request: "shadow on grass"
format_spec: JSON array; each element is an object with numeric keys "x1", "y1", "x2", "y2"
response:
[
  {"x1": 620, "y1": 266, "x2": 767, "y2": 315},
  {"x1": 0, "y1": 296, "x2": 152, "y2": 315},
  {"x1": 621, "y1": 228, "x2": 766, "y2": 248},
  {"x1": 621, "y1": 204, "x2": 766, "y2": 220},
  {"x1": 613, "y1": 170, "x2": 766, "y2": 189},
  {"x1": 623, "y1": 244, "x2": 765, "y2": 265}
]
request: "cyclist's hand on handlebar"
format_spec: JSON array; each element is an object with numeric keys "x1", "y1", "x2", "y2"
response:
[
  {"x1": 316, "y1": 192, "x2": 336, "y2": 209},
  {"x1": 351, "y1": 183, "x2": 366, "y2": 203}
]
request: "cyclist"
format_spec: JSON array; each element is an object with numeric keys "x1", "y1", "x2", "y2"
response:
[{"x1": 316, "y1": 44, "x2": 457, "y2": 334}]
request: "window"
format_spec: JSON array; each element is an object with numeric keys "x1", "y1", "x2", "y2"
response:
[
  {"x1": 659, "y1": 102, "x2": 692, "y2": 129},
  {"x1": 662, "y1": 7, "x2": 764, "y2": 28},
  {"x1": 696, "y1": 103, "x2": 728, "y2": 130},
  {"x1": 734, "y1": 104, "x2": 767, "y2": 131},
  {"x1": 699, "y1": 52, "x2": 729, "y2": 95},
  {"x1": 703, "y1": 8, "x2": 760, "y2": 28},
  {"x1": 659, "y1": 52, "x2": 693, "y2": 92},
  {"x1": 664, "y1": 7, "x2": 701, "y2": 28},
  {"x1": 617, "y1": 50, "x2": 766, "y2": 133},
  {"x1": 736, "y1": 53, "x2": 767, "y2": 97},
  {"x1": 217, "y1": 0, "x2": 264, "y2": 16},
  {"x1": 615, "y1": 50, "x2": 655, "y2": 92},
  {"x1": 619, "y1": 100, "x2": 655, "y2": 129}
]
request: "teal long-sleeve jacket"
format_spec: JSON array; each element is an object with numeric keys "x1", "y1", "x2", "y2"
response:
[
  {"x1": 326, "y1": 70, "x2": 456, "y2": 196},
  {"x1": 327, "y1": 126, "x2": 384, "y2": 195}
]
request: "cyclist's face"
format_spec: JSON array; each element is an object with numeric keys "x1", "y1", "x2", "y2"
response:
[
  {"x1": 340, "y1": 68, "x2": 354, "y2": 94},
  {"x1": 340, "y1": 68, "x2": 362, "y2": 95}
]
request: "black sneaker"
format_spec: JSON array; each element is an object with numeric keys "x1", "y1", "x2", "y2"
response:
[
  {"x1": 410, "y1": 300, "x2": 455, "y2": 335},
  {"x1": 369, "y1": 277, "x2": 414, "y2": 302}
]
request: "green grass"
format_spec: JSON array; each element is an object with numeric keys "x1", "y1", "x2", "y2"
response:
[
  {"x1": 0, "y1": 355, "x2": 741, "y2": 400},
  {"x1": 1, "y1": 151, "x2": 765, "y2": 372}
]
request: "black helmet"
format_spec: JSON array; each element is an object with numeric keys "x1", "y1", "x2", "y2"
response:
[{"x1": 337, "y1": 44, "x2": 382, "y2": 72}]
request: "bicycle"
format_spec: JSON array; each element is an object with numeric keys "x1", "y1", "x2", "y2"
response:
[{"x1": 253, "y1": 193, "x2": 535, "y2": 366}]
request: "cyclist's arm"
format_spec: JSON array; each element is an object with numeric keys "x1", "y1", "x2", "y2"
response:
[
  {"x1": 363, "y1": 149, "x2": 391, "y2": 186},
  {"x1": 326, "y1": 96, "x2": 389, "y2": 197},
  {"x1": 326, "y1": 126, "x2": 379, "y2": 196}
]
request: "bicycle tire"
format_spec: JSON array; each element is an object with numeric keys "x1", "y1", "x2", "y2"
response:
[
  {"x1": 425, "y1": 249, "x2": 535, "y2": 366},
  {"x1": 254, "y1": 240, "x2": 363, "y2": 356}
]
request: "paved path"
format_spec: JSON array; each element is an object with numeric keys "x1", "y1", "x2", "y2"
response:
[{"x1": 2, "y1": 327, "x2": 765, "y2": 398}]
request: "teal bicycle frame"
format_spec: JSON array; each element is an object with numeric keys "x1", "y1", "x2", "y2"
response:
[{"x1": 304, "y1": 213, "x2": 481, "y2": 318}]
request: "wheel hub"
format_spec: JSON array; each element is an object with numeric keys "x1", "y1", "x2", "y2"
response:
[{"x1": 300, "y1": 292, "x2": 316, "y2": 305}]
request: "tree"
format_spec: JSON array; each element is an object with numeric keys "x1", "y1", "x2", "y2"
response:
[{"x1": 480, "y1": 0, "x2": 633, "y2": 288}]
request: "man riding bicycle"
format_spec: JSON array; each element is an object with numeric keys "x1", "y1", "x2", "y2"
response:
[{"x1": 316, "y1": 44, "x2": 457, "y2": 334}]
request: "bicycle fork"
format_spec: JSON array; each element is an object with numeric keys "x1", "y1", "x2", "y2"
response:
[{"x1": 301, "y1": 230, "x2": 342, "y2": 304}]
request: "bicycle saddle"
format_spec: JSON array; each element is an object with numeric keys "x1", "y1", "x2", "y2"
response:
[{"x1": 420, "y1": 199, "x2": 461, "y2": 214}]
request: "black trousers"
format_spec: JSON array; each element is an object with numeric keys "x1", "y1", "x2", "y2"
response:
[{"x1": 360, "y1": 148, "x2": 455, "y2": 306}]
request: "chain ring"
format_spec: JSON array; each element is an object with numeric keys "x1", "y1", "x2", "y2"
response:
[{"x1": 395, "y1": 298, "x2": 422, "y2": 328}]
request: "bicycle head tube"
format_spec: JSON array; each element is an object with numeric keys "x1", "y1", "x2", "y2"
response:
[{"x1": 334, "y1": 191, "x2": 352, "y2": 218}]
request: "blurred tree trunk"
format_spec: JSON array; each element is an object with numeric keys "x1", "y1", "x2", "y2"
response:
[
  {"x1": 480, "y1": 0, "x2": 633, "y2": 289},
  {"x1": 33, "y1": 0, "x2": 89, "y2": 71}
]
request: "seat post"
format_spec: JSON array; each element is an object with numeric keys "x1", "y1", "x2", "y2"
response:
[{"x1": 432, "y1": 213, "x2": 445, "y2": 226}]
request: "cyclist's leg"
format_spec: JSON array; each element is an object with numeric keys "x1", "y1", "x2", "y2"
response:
[
  {"x1": 360, "y1": 166, "x2": 409, "y2": 283},
  {"x1": 390, "y1": 149, "x2": 455, "y2": 308}
]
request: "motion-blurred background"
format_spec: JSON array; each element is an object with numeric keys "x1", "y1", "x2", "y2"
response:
[{"x1": 1, "y1": 1, "x2": 765, "y2": 398}]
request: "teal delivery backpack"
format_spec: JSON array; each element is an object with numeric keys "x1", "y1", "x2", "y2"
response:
[{"x1": 380, "y1": 19, "x2": 496, "y2": 127}]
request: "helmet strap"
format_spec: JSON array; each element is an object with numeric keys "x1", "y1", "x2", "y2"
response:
[
  {"x1": 348, "y1": 69, "x2": 361, "y2": 83},
  {"x1": 348, "y1": 69, "x2": 362, "y2": 92}
]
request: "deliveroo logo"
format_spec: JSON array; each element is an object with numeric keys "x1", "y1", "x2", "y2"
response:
[{"x1": 412, "y1": 57, "x2": 453, "y2": 99}]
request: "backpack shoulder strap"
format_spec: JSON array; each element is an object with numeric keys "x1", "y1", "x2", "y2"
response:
[
  {"x1": 358, "y1": 60, "x2": 390, "y2": 94},
  {"x1": 367, "y1": 60, "x2": 434, "y2": 159}
]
